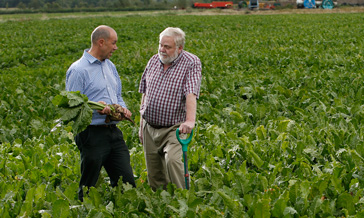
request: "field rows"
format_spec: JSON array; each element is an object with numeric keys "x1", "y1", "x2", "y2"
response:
[{"x1": 1, "y1": 12, "x2": 364, "y2": 217}]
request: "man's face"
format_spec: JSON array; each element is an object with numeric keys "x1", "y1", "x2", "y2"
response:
[
  {"x1": 101, "y1": 30, "x2": 118, "y2": 60},
  {"x1": 158, "y1": 36, "x2": 181, "y2": 65}
]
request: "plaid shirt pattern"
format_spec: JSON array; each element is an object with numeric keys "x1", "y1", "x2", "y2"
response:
[{"x1": 139, "y1": 50, "x2": 202, "y2": 127}]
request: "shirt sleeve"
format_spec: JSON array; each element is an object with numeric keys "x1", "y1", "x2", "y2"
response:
[
  {"x1": 111, "y1": 63, "x2": 128, "y2": 109},
  {"x1": 139, "y1": 62, "x2": 150, "y2": 94},
  {"x1": 139, "y1": 72, "x2": 146, "y2": 94},
  {"x1": 185, "y1": 56, "x2": 202, "y2": 99},
  {"x1": 66, "y1": 68, "x2": 84, "y2": 93}
]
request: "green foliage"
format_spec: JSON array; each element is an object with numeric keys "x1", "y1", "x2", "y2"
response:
[
  {"x1": 1, "y1": 12, "x2": 364, "y2": 217},
  {"x1": 52, "y1": 91, "x2": 93, "y2": 135}
]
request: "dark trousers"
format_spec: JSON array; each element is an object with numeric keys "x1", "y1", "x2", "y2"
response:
[{"x1": 75, "y1": 125, "x2": 135, "y2": 201}]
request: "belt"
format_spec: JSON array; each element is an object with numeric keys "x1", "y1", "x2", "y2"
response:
[
  {"x1": 147, "y1": 123, "x2": 171, "y2": 129},
  {"x1": 89, "y1": 124, "x2": 117, "y2": 128}
]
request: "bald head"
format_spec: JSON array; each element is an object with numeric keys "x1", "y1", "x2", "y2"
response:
[
  {"x1": 88, "y1": 25, "x2": 118, "y2": 61},
  {"x1": 91, "y1": 25, "x2": 116, "y2": 45}
]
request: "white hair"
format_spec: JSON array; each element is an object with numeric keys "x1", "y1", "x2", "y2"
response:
[{"x1": 159, "y1": 27, "x2": 185, "y2": 48}]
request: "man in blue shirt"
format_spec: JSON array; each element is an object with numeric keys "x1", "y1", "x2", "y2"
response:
[{"x1": 66, "y1": 25, "x2": 135, "y2": 201}]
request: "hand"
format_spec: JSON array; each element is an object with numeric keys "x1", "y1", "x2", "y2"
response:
[
  {"x1": 112, "y1": 104, "x2": 132, "y2": 118},
  {"x1": 97, "y1": 101, "x2": 111, "y2": 115},
  {"x1": 123, "y1": 108, "x2": 132, "y2": 119},
  {"x1": 179, "y1": 120, "x2": 195, "y2": 134}
]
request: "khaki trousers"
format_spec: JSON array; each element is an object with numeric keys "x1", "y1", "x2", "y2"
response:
[{"x1": 142, "y1": 121, "x2": 185, "y2": 190}]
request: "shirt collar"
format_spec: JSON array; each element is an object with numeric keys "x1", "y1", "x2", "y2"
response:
[
  {"x1": 172, "y1": 50, "x2": 184, "y2": 65},
  {"x1": 84, "y1": 49, "x2": 102, "y2": 65}
]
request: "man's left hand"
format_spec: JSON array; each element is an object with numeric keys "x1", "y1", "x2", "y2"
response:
[
  {"x1": 97, "y1": 101, "x2": 111, "y2": 115},
  {"x1": 123, "y1": 108, "x2": 132, "y2": 119},
  {"x1": 179, "y1": 121, "x2": 195, "y2": 134}
]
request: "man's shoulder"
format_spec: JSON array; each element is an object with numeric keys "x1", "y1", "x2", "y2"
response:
[
  {"x1": 183, "y1": 50, "x2": 199, "y2": 58},
  {"x1": 149, "y1": 54, "x2": 160, "y2": 61},
  {"x1": 181, "y1": 51, "x2": 201, "y2": 64},
  {"x1": 69, "y1": 56, "x2": 88, "y2": 69},
  {"x1": 66, "y1": 56, "x2": 90, "y2": 77},
  {"x1": 146, "y1": 54, "x2": 160, "y2": 66}
]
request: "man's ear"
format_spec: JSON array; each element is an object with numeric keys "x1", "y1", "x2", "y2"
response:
[
  {"x1": 178, "y1": 45, "x2": 183, "y2": 54},
  {"x1": 98, "y1": 38, "x2": 105, "y2": 47}
]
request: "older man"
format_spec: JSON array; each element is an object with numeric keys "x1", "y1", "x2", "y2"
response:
[
  {"x1": 66, "y1": 25, "x2": 135, "y2": 201},
  {"x1": 139, "y1": 27, "x2": 202, "y2": 190}
]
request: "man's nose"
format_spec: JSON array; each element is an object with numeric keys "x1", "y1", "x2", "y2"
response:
[{"x1": 159, "y1": 46, "x2": 166, "y2": 52}]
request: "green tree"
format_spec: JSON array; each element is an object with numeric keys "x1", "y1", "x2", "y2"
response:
[
  {"x1": 17, "y1": 1, "x2": 27, "y2": 8},
  {"x1": 29, "y1": 0, "x2": 44, "y2": 8},
  {"x1": 51, "y1": 1, "x2": 60, "y2": 8},
  {"x1": 117, "y1": 0, "x2": 131, "y2": 7},
  {"x1": 176, "y1": 0, "x2": 186, "y2": 8},
  {"x1": 77, "y1": 1, "x2": 89, "y2": 8},
  {"x1": 143, "y1": 0, "x2": 151, "y2": 6}
]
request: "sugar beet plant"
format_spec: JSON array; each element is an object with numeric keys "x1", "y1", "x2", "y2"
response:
[{"x1": 1, "y1": 12, "x2": 364, "y2": 217}]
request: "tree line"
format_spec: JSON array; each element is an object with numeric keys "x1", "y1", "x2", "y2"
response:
[{"x1": 0, "y1": 0, "x2": 199, "y2": 10}]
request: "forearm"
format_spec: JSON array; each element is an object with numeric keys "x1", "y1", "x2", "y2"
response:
[
  {"x1": 117, "y1": 87, "x2": 127, "y2": 108},
  {"x1": 117, "y1": 98, "x2": 127, "y2": 109},
  {"x1": 140, "y1": 94, "x2": 145, "y2": 124},
  {"x1": 178, "y1": 93, "x2": 197, "y2": 134},
  {"x1": 139, "y1": 94, "x2": 145, "y2": 143},
  {"x1": 185, "y1": 93, "x2": 197, "y2": 122}
]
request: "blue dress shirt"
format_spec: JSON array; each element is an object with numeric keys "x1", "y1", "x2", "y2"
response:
[{"x1": 66, "y1": 49, "x2": 127, "y2": 125}]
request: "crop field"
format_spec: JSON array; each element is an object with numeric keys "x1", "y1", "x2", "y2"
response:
[{"x1": 1, "y1": 10, "x2": 364, "y2": 217}]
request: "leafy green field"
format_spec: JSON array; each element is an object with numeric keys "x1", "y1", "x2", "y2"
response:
[{"x1": 1, "y1": 11, "x2": 364, "y2": 217}]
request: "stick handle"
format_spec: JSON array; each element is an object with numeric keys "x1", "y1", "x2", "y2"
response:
[
  {"x1": 176, "y1": 129, "x2": 194, "y2": 152},
  {"x1": 183, "y1": 151, "x2": 189, "y2": 190}
]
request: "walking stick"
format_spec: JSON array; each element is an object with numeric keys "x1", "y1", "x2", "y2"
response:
[{"x1": 176, "y1": 128, "x2": 194, "y2": 190}]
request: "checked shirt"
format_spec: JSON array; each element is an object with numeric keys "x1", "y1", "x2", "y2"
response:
[{"x1": 139, "y1": 50, "x2": 202, "y2": 127}]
